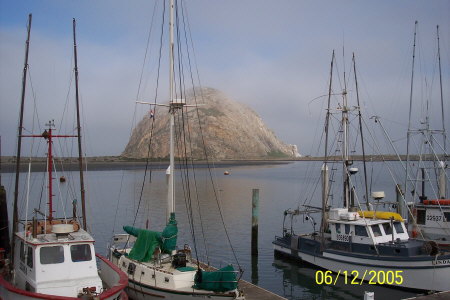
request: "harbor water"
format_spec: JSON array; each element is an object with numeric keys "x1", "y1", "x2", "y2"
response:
[{"x1": 3, "y1": 161, "x2": 423, "y2": 299}]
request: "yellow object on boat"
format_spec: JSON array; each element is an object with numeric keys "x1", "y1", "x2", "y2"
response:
[{"x1": 358, "y1": 211, "x2": 404, "y2": 222}]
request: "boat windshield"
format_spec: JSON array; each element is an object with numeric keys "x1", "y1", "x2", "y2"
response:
[
  {"x1": 393, "y1": 222, "x2": 404, "y2": 234},
  {"x1": 71, "y1": 244, "x2": 92, "y2": 262},
  {"x1": 40, "y1": 246, "x2": 64, "y2": 264},
  {"x1": 371, "y1": 225, "x2": 382, "y2": 237}
]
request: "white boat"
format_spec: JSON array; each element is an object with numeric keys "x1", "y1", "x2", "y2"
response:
[
  {"x1": 273, "y1": 51, "x2": 450, "y2": 292},
  {"x1": 108, "y1": 1, "x2": 245, "y2": 299},
  {"x1": 0, "y1": 15, "x2": 128, "y2": 300},
  {"x1": 403, "y1": 23, "x2": 450, "y2": 248}
]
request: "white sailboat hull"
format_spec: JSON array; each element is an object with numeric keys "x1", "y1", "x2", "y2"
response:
[{"x1": 274, "y1": 244, "x2": 450, "y2": 292}]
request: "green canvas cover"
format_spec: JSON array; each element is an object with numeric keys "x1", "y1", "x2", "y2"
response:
[
  {"x1": 123, "y1": 226, "x2": 162, "y2": 262},
  {"x1": 161, "y1": 212, "x2": 178, "y2": 253},
  {"x1": 193, "y1": 265, "x2": 238, "y2": 292}
]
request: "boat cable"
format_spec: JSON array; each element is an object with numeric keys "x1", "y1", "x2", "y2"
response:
[
  {"x1": 127, "y1": 1, "x2": 166, "y2": 236},
  {"x1": 368, "y1": 117, "x2": 427, "y2": 240},
  {"x1": 178, "y1": 0, "x2": 241, "y2": 270},
  {"x1": 181, "y1": 1, "x2": 219, "y2": 266}
]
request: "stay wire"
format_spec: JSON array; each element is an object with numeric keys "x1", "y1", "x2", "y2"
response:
[
  {"x1": 181, "y1": 0, "x2": 241, "y2": 269},
  {"x1": 129, "y1": 1, "x2": 166, "y2": 231},
  {"x1": 180, "y1": 0, "x2": 210, "y2": 263}
]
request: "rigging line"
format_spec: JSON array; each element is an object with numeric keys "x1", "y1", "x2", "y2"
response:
[
  {"x1": 128, "y1": 2, "x2": 167, "y2": 233},
  {"x1": 180, "y1": 0, "x2": 210, "y2": 262},
  {"x1": 181, "y1": 0, "x2": 239, "y2": 267},
  {"x1": 173, "y1": 110, "x2": 199, "y2": 263},
  {"x1": 182, "y1": 1, "x2": 241, "y2": 269},
  {"x1": 117, "y1": 1, "x2": 161, "y2": 230}
]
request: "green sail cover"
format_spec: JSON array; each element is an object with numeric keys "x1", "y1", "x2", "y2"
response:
[
  {"x1": 123, "y1": 226, "x2": 162, "y2": 262},
  {"x1": 161, "y1": 212, "x2": 178, "y2": 253},
  {"x1": 123, "y1": 213, "x2": 178, "y2": 262},
  {"x1": 193, "y1": 265, "x2": 238, "y2": 292}
]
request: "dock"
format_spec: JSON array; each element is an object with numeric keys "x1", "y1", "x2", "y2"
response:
[
  {"x1": 403, "y1": 291, "x2": 450, "y2": 299},
  {"x1": 238, "y1": 280, "x2": 287, "y2": 300}
]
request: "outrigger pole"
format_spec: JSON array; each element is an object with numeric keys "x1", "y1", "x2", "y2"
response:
[
  {"x1": 11, "y1": 13, "x2": 32, "y2": 266},
  {"x1": 73, "y1": 18, "x2": 87, "y2": 230}
]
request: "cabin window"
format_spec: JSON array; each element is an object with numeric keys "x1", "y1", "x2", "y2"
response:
[
  {"x1": 27, "y1": 246, "x2": 33, "y2": 268},
  {"x1": 355, "y1": 225, "x2": 368, "y2": 237},
  {"x1": 345, "y1": 224, "x2": 351, "y2": 234},
  {"x1": 393, "y1": 222, "x2": 404, "y2": 234},
  {"x1": 335, "y1": 223, "x2": 341, "y2": 233},
  {"x1": 371, "y1": 225, "x2": 382, "y2": 237},
  {"x1": 40, "y1": 246, "x2": 64, "y2": 264},
  {"x1": 444, "y1": 212, "x2": 450, "y2": 222},
  {"x1": 416, "y1": 209, "x2": 425, "y2": 225},
  {"x1": 71, "y1": 244, "x2": 92, "y2": 262},
  {"x1": 382, "y1": 223, "x2": 392, "y2": 235}
]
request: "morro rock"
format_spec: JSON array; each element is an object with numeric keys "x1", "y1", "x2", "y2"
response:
[{"x1": 123, "y1": 87, "x2": 299, "y2": 160}]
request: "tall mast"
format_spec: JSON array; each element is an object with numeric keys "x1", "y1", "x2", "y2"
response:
[
  {"x1": 342, "y1": 61, "x2": 350, "y2": 209},
  {"x1": 320, "y1": 50, "x2": 334, "y2": 246},
  {"x1": 437, "y1": 25, "x2": 446, "y2": 159},
  {"x1": 405, "y1": 21, "x2": 418, "y2": 198},
  {"x1": 12, "y1": 13, "x2": 32, "y2": 264},
  {"x1": 352, "y1": 53, "x2": 370, "y2": 210},
  {"x1": 168, "y1": 0, "x2": 176, "y2": 221},
  {"x1": 73, "y1": 18, "x2": 87, "y2": 230}
]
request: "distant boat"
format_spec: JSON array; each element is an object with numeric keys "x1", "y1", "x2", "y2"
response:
[
  {"x1": 224, "y1": 170, "x2": 230, "y2": 175},
  {"x1": 59, "y1": 176, "x2": 66, "y2": 183},
  {"x1": 404, "y1": 23, "x2": 450, "y2": 249},
  {"x1": 273, "y1": 50, "x2": 450, "y2": 292},
  {"x1": 0, "y1": 15, "x2": 128, "y2": 300}
]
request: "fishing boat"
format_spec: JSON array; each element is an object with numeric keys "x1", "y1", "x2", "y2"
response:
[
  {"x1": 403, "y1": 23, "x2": 449, "y2": 248},
  {"x1": 108, "y1": 1, "x2": 245, "y2": 299},
  {"x1": 0, "y1": 15, "x2": 128, "y2": 300},
  {"x1": 273, "y1": 51, "x2": 450, "y2": 292}
]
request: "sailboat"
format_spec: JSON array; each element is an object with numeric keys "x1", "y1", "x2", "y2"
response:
[
  {"x1": 108, "y1": 1, "x2": 245, "y2": 299},
  {"x1": 0, "y1": 15, "x2": 128, "y2": 299},
  {"x1": 404, "y1": 23, "x2": 450, "y2": 248},
  {"x1": 273, "y1": 51, "x2": 450, "y2": 292}
]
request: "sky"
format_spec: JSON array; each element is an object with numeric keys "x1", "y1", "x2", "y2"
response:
[{"x1": 1, "y1": 0, "x2": 449, "y2": 157}]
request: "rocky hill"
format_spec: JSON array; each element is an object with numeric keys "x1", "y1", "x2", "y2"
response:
[{"x1": 122, "y1": 87, "x2": 300, "y2": 160}]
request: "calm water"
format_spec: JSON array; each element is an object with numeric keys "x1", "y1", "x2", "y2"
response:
[{"x1": 3, "y1": 161, "x2": 420, "y2": 300}]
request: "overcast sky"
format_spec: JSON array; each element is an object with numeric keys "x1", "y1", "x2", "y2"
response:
[{"x1": 1, "y1": 0, "x2": 449, "y2": 157}]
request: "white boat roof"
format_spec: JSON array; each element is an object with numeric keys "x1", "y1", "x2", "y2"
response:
[
  {"x1": 328, "y1": 218, "x2": 393, "y2": 226},
  {"x1": 15, "y1": 228, "x2": 95, "y2": 246}
]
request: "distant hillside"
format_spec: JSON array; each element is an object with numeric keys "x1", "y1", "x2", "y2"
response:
[{"x1": 122, "y1": 87, "x2": 300, "y2": 160}]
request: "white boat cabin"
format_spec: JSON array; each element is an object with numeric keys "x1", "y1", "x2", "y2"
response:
[
  {"x1": 13, "y1": 223, "x2": 102, "y2": 297},
  {"x1": 328, "y1": 208, "x2": 409, "y2": 245}
]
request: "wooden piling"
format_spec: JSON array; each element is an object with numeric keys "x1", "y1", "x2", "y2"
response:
[{"x1": 251, "y1": 189, "x2": 259, "y2": 256}]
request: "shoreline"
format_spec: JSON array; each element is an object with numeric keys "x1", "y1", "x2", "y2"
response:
[{"x1": 1, "y1": 154, "x2": 446, "y2": 173}]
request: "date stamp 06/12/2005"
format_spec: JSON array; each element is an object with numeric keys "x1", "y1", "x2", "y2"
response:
[{"x1": 315, "y1": 270, "x2": 404, "y2": 285}]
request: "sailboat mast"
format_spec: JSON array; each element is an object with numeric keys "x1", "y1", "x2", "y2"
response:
[
  {"x1": 405, "y1": 21, "x2": 418, "y2": 199},
  {"x1": 12, "y1": 13, "x2": 32, "y2": 264},
  {"x1": 73, "y1": 18, "x2": 87, "y2": 230},
  {"x1": 168, "y1": 0, "x2": 175, "y2": 220}
]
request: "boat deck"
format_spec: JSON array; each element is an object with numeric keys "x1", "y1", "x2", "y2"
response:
[{"x1": 197, "y1": 261, "x2": 286, "y2": 300}]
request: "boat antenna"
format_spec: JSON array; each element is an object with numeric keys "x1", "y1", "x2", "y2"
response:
[
  {"x1": 73, "y1": 18, "x2": 87, "y2": 230},
  {"x1": 405, "y1": 21, "x2": 418, "y2": 199},
  {"x1": 320, "y1": 50, "x2": 334, "y2": 247},
  {"x1": 352, "y1": 53, "x2": 370, "y2": 210},
  {"x1": 12, "y1": 13, "x2": 32, "y2": 266},
  {"x1": 436, "y1": 25, "x2": 446, "y2": 160}
]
